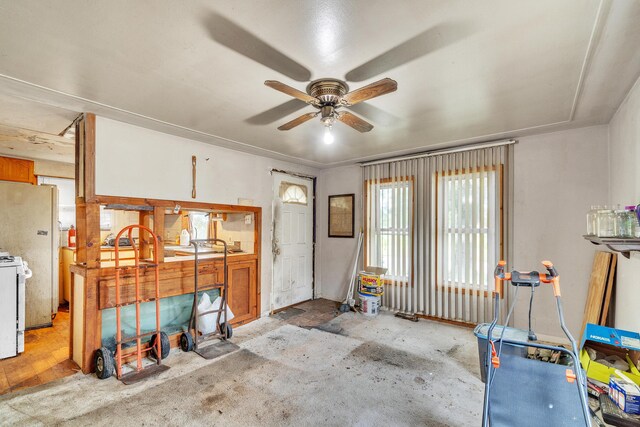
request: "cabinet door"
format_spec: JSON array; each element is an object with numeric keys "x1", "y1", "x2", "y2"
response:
[
  {"x1": 0, "y1": 156, "x2": 36, "y2": 184},
  {"x1": 227, "y1": 261, "x2": 257, "y2": 325}
]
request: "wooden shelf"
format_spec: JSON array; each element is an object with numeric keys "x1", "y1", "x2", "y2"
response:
[{"x1": 583, "y1": 235, "x2": 640, "y2": 259}]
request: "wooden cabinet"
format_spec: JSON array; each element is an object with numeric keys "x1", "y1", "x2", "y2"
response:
[
  {"x1": 228, "y1": 260, "x2": 257, "y2": 325},
  {"x1": 0, "y1": 156, "x2": 36, "y2": 184},
  {"x1": 60, "y1": 247, "x2": 76, "y2": 303}
]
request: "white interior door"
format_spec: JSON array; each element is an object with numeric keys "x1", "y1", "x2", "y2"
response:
[{"x1": 272, "y1": 173, "x2": 314, "y2": 311}]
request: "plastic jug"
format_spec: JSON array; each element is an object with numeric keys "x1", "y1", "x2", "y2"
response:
[{"x1": 180, "y1": 229, "x2": 190, "y2": 246}]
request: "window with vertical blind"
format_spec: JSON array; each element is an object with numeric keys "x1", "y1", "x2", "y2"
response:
[
  {"x1": 436, "y1": 168, "x2": 501, "y2": 293},
  {"x1": 365, "y1": 178, "x2": 413, "y2": 283},
  {"x1": 363, "y1": 144, "x2": 510, "y2": 324}
]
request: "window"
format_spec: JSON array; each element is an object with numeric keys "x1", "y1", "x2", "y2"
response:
[
  {"x1": 100, "y1": 205, "x2": 112, "y2": 230},
  {"x1": 279, "y1": 182, "x2": 308, "y2": 205},
  {"x1": 365, "y1": 178, "x2": 413, "y2": 282},
  {"x1": 189, "y1": 212, "x2": 209, "y2": 240},
  {"x1": 436, "y1": 168, "x2": 500, "y2": 291}
]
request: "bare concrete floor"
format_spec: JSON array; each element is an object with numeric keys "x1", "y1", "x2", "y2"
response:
[{"x1": 0, "y1": 310, "x2": 483, "y2": 426}]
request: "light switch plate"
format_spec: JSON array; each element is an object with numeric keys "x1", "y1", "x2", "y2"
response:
[{"x1": 245, "y1": 214, "x2": 252, "y2": 225}]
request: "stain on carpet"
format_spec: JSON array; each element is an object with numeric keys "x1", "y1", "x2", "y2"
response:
[
  {"x1": 348, "y1": 342, "x2": 439, "y2": 371},
  {"x1": 311, "y1": 323, "x2": 345, "y2": 336},
  {"x1": 272, "y1": 308, "x2": 305, "y2": 320}
]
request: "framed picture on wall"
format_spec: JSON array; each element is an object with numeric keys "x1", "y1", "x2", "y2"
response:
[{"x1": 328, "y1": 194, "x2": 355, "y2": 238}]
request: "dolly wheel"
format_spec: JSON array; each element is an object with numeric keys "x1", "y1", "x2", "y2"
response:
[
  {"x1": 220, "y1": 322, "x2": 233, "y2": 340},
  {"x1": 95, "y1": 347, "x2": 114, "y2": 379},
  {"x1": 180, "y1": 332, "x2": 194, "y2": 352},
  {"x1": 150, "y1": 332, "x2": 170, "y2": 361}
]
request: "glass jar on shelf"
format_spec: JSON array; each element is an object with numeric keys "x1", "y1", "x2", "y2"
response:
[
  {"x1": 586, "y1": 206, "x2": 598, "y2": 236},
  {"x1": 597, "y1": 206, "x2": 615, "y2": 237},
  {"x1": 626, "y1": 205, "x2": 640, "y2": 238},
  {"x1": 615, "y1": 209, "x2": 633, "y2": 238}
]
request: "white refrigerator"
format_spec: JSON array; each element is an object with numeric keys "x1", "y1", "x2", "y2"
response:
[{"x1": 0, "y1": 181, "x2": 59, "y2": 329}]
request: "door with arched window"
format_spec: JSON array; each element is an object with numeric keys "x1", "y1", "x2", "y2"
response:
[{"x1": 272, "y1": 172, "x2": 314, "y2": 311}]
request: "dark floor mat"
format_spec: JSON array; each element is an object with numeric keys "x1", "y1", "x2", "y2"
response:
[
  {"x1": 273, "y1": 307, "x2": 305, "y2": 320},
  {"x1": 194, "y1": 340, "x2": 240, "y2": 360}
]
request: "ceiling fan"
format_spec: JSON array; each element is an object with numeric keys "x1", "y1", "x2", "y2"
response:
[
  {"x1": 264, "y1": 78, "x2": 398, "y2": 134},
  {"x1": 203, "y1": 13, "x2": 470, "y2": 139}
]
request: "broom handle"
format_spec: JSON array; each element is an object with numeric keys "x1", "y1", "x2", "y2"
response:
[{"x1": 346, "y1": 231, "x2": 363, "y2": 301}]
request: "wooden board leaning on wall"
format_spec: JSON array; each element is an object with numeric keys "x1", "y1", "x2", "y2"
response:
[{"x1": 580, "y1": 251, "x2": 617, "y2": 338}]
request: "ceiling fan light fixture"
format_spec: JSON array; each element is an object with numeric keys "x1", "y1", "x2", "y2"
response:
[{"x1": 323, "y1": 126, "x2": 334, "y2": 145}]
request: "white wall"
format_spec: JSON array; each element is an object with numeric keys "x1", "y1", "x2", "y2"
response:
[
  {"x1": 512, "y1": 126, "x2": 609, "y2": 339},
  {"x1": 316, "y1": 165, "x2": 363, "y2": 302},
  {"x1": 94, "y1": 116, "x2": 320, "y2": 316},
  {"x1": 609, "y1": 76, "x2": 640, "y2": 332}
]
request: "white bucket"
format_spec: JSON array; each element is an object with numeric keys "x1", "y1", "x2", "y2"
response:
[{"x1": 359, "y1": 292, "x2": 380, "y2": 316}]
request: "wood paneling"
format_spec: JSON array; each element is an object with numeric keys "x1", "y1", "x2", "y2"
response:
[
  {"x1": 0, "y1": 155, "x2": 36, "y2": 184},
  {"x1": 228, "y1": 261, "x2": 257, "y2": 325},
  {"x1": 93, "y1": 194, "x2": 261, "y2": 214},
  {"x1": 97, "y1": 261, "x2": 223, "y2": 309}
]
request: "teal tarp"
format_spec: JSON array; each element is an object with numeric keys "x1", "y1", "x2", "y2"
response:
[{"x1": 101, "y1": 289, "x2": 220, "y2": 350}]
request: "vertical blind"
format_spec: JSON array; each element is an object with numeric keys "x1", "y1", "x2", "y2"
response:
[{"x1": 363, "y1": 145, "x2": 511, "y2": 324}]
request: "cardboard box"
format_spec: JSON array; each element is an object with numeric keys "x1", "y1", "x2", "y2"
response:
[
  {"x1": 609, "y1": 376, "x2": 640, "y2": 414},
  {"x1": 580, "y1": 324, "x2": 640, "y2": 386}
]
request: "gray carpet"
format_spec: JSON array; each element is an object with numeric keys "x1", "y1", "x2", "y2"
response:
[{"x1": 0, "y1": 311, "x2": 483, "y2": 426}]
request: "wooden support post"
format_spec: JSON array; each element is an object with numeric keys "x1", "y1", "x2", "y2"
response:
[
  {"x1": 154, "y1": 207, "x2": 165, "y2": 263},
  {"x1": 139, "y1": 211, "x2": 151, "y2": 259},
  {"x1": 85, "y1": 204, "x2": 101, "y2": 268},
  {"x1": 83, "y1": 269, "x2": 101, "y2": 373},
  {"x1": 75, "y1": 202, "x2": 100, "y2": 267},
  {"x1": 83, "y1": 113, "x2": 96, "y2": 202}
]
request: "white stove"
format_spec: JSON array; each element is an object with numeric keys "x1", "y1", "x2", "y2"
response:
[{"x1": 0, "y1": 253, "x2": 28, "y2": 359}]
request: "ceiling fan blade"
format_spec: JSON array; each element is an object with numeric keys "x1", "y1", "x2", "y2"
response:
[
  {"x1": 341, "y1": 78, "x2": 397, "y2": 106},
  {"x1": 336, "y1": 111, "x2": 374, "y2": 133},
  {"x1": 347, "y1": 103, "x2": 398, "y2": 127},
  {"x1": 203, "y1": 13, "x2": 311, "y2": 81},
  {"x1": 345, "y1": 23, "x2": 473, "y2": 82},
  {"x1": 246, "y1": 99, "x2": 307, "y2": 125},
  {"x1": 265, "y1": 81, "x2": 320, "y2": 106},
  {"x1": 277, "y1": 112, "x2": 318, "y2": 130}
]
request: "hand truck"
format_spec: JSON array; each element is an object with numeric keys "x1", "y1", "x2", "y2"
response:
[
  {"x1": 94, "y1": 225, "x2": 170, "y2": 383},
  {"x1": 480, "y1": 260, "x2": 591, "y2": 426},
  {"x1": 180, "y1": 238, "x2": 234, "y2": 359}
]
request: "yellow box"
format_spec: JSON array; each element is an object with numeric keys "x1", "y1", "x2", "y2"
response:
[
  {"x1": 580, "y1": 349, "x2": 640, "y2": 386},
  {"x1": 359, "y1": 266, "x2": 388, "y2": 288}
]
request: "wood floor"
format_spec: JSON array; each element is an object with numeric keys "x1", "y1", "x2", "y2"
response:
[{"x1": 0, "y1": 310, "x2": 79, "y2": 395}]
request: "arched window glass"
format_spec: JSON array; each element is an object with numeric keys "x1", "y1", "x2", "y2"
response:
[{"x1": 279, "y1": 182, "x2": 308, "y2": 205}]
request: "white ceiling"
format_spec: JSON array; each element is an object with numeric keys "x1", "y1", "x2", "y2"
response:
[{"x1": 0, "y1": 0, "x2": 639, "y2": 167}]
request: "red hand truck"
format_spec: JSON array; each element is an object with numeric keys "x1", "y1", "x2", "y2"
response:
[{"x1": 94, "y1": 224, "x2": 170, "y2": 383}]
